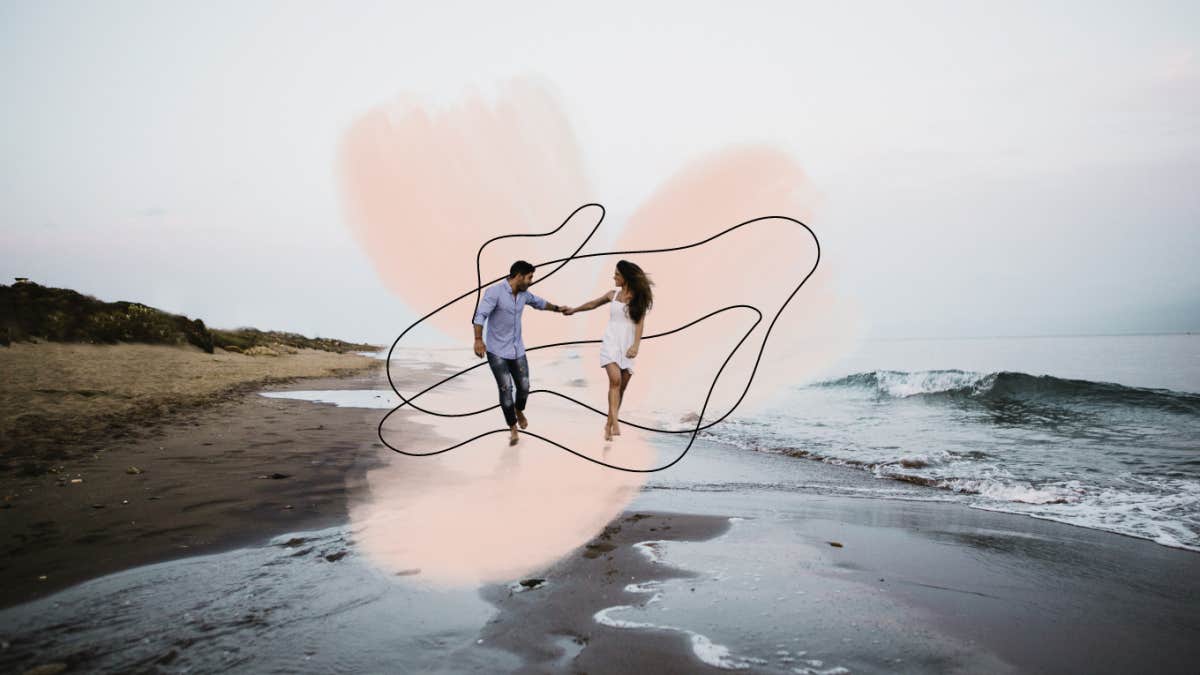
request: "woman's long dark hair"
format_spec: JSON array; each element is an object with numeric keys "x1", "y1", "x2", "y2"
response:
[{"x1": 617, "y1": 259, "x2": 654, "y2": 323}]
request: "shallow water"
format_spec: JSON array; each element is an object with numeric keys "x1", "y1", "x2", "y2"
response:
[{"x1": 0, "y1": 526, "x2": 516, "y2": 674}]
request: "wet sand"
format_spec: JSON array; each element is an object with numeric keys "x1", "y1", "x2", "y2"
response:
[
  {"x1": 4, "y1": 497, "x2": 1197, "y2": 674},
  {"x1": 472, "y1": 511, "x2": 739, "y2": 673},
  {"x1": 460, "y1": 431, "x2": 1200, "y2": 673},
  {"x1": 470, "y1": 497, "x2": 1200, "y2": 674}
]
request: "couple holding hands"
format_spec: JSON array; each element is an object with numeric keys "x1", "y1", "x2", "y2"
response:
[{"x1": 472, "y1": 259, "x2": 654, "y2": 444}]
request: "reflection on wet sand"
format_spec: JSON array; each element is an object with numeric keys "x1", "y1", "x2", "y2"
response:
[{"x1": 349, "y1": 391, "x2": 655, "y2": 586}]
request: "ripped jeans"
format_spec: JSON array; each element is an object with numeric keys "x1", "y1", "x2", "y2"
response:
[{"x1": 485, "y1": 351, "x2": 530, "y2": 428}]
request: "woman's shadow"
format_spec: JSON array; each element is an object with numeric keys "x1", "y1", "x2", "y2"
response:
[{"x1": 493, "y1": 441, "x2": 521, "y2": 478}]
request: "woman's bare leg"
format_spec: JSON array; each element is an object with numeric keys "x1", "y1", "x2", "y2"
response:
[
  {"x1": 613, "y1": 369, "x2": 632, "y2": 435},
  {"x1": 604, "y1": 363, "x2": 622, "y2": 440},
  {"x1": 619, "y1": 370, "x2": 632, "y2": 404}
]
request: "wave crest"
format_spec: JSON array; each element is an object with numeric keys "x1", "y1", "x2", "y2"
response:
[{"x1": 812, "y1": 370, "x2": 1200, "y2": 413}]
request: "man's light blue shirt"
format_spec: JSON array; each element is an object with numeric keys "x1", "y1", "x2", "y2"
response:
[{"x1": 472, "y1": 280, "x2": 548, "y2": 359}]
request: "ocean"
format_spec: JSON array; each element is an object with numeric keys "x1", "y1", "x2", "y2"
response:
[
  {"x1": 354, "y1": 333, "x2": 1200, "y2": 551},
  {"x1": 682, "y1": 333, "x2": 1200, "y2": 551}
]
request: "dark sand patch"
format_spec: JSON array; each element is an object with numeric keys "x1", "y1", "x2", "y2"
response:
[{"x1": 472, "y1": 511, "x2": 739, "y2": 674}]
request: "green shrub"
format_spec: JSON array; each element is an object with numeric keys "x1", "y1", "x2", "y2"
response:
[{"x1": 0, "y1": 281, "x2": 374, "y2": 354}]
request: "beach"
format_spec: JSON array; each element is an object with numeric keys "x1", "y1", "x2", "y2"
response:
[
  {"x1": 1, "y1": 340, "x2": 1198, "y2": 673},
  {"x1": 0, "y1": 343, "x2": 380, "y2": 607}
]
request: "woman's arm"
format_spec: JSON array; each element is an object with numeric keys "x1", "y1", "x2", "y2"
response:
[
  {"x1": 627, "y1": 318, "x2": 644, "y2": 358},
  {"x1": 564, "y1": 290, "x2": 614, "y2": 315}
]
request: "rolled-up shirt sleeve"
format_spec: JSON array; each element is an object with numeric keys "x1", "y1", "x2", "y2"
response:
[
  {"x1": 525, "y1": 291, "x2": 548, "y2": 310},
  {"x1": 473, "y1": 287, "x2": 498, "y2": 326}
]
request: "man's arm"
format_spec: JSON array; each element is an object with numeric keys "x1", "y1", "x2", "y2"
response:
[
  {"x1": 526, "y1": 291, "x2": 564, "y2": 313},
  {"x1": 472, "y1": 288, "x2": 497, "y2": 358}
]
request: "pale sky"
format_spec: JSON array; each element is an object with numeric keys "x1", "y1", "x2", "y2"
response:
[{"x1": 2, "y1": 0, "x2": 1197, "y2": 345}]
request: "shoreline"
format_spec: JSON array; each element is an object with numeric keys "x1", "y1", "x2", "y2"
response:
[
  {"x1": 471, "y1": 495, "x2": 1200, "y2": 674},
  {"x1": 1, "y1": 472, "x2": 1197, "y2": 672},
  {"x1": 9, "y1": 495, "x2": 1185, "y2": 673},
  {"x1": 705, "y1": 445, "x2": 1200, "y2": 555},
  {"x1": 2, "y1": 349, "x2": 1198, "y2": 672}
]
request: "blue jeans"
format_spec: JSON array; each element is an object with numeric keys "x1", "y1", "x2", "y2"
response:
[{"x1": 485, "y1": 351, "x2": 529, "y2": 427}]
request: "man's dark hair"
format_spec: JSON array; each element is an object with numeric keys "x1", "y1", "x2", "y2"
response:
[{"x1": 508, "y1": 260, "x2": 535, "y2": 278}]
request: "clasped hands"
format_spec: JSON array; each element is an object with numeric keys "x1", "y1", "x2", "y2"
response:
[{"x1": 551, "y1": 305, "x2": 637, "y2": 358}]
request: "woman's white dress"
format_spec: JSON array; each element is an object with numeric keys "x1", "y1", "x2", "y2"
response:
[{"x1": 599, "y1": 288, "x2": 637, "y2": 372}]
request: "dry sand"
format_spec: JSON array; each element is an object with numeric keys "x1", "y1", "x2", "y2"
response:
[{"x1": 0, "y1": 342, "x2": 379, "y2": 468}]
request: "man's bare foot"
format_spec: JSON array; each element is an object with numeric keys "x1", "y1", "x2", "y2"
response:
[
  {"x1": 515, "y1": 410, "x2": 528, "y2": 429},
  {"x1": 611, "y1": 422, "x2": 621, "y2": 436},
  {"x1": 604, "y1": 423, "x2": 612, "y2": 441},
  {"x1": 509, "y1": 426, "x2": 520, "y2": 446}
]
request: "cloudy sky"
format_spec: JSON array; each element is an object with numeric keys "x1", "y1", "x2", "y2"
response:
[{"x1": 2, "y1": 0, "x2": 1197, "y2": 345}]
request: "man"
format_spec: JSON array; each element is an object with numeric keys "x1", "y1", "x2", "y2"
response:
[{"x1": 472, "y1": 260, "x2": 567, "y2": 445}]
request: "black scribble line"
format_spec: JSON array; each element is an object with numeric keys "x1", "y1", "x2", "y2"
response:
[{"x1": 378, "y1": 203, "x2": 820, "y2": 473}]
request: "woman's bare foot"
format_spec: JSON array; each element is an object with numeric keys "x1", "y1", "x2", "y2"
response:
[
  {"x1": 509, "y1": 426, "x2": 520, "y2": 446},
  {"x1": 515, "y1": 410, "x2": 528, "y2": 429}
]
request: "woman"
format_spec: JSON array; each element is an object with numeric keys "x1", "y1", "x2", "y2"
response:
[{"x1": 564, "y1": 260, "x2": 654, "y2": 440}]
